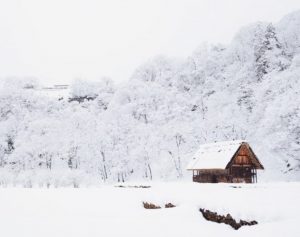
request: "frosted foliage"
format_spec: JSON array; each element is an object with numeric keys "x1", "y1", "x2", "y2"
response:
[{"x1": 0, "y1": 11, "x2": 300, "y2": 186}]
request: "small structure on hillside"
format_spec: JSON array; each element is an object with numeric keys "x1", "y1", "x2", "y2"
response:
[{"x1": 186, "y1": 140, "x2": 264, "y2": 183}]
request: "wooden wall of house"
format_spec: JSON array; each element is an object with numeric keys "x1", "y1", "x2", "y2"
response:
[
  {"x1": 229, "y1": 167, "x2": 256, "y2": 183},
  {"x1": 192, "y1": 167, "x2": 256, "y2": 183},
  {"x1": 227, "y1": 143, "x2": 257, "y2": 183},
  {"x1": 232, "y1": 144, "x2": 252, "y2": 166},
  {"x1": 193, "y1": 169, "x2": 232, "y2": 183}
]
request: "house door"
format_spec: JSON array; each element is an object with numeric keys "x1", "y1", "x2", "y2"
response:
[{"x1": 212, "y1": 175, "x2": 217, "y2": 183}]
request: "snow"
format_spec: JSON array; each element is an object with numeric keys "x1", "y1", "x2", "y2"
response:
[
  {"x1": 0, "y1": 182, "x2": 299, "y2": 237},
  {"x1": 186, "y1": 140, "x2": 245, "y2": 169},
  {"x1": 0, "y1": 8, "x2": 299, "y2": 237},
  {"x1": 1, "y1": 10, "x2": 300, "y2": 184},
  {"x1": 36, "y1": 85, "x2": 70, "y2": 99}
]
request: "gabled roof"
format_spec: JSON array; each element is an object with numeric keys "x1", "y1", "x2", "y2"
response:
[{"x1": 186, "y1": 140, "x2": 246, "y2": 170}]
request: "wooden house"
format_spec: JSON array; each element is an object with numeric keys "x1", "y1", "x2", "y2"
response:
[{"x1": 186, "y1": 140, "x2": 264, "y2": 183}]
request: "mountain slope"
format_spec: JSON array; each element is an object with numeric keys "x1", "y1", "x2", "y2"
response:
[{"x1": 0, "y1": 11, "x2": 300, "y2": 186}]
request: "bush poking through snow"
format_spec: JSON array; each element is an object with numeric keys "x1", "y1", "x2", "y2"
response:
[
  {"x1": 115, "y1": 185, "x2": 151, "y2": 188},
  {"x1": 165, "y1": 203, "x2": 176, "y2": 208},
  {"x1": 230, "y1": 186, "x2": 242, "y2": 189},
  {"x1": 143, "y1": 202, "x2": 161, "y2": 209},
  {"x1": 143, "y1": 202, "x2": 176, "y2": 209},
  {"x1": 199, "y1": 208, "x2": 258, "y2": 230}
]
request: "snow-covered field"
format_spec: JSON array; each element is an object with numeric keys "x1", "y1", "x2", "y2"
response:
[{"x1": 0, "y1": 182, "x2": 299, "y2": 237}]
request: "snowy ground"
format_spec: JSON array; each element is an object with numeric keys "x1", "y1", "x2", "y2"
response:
[{"x1": 0, "y1": 182, "x2": 299, "y2": 237}]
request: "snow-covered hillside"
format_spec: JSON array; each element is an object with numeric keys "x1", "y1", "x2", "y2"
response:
[{"x1": 0, "y1": 11, "x2": 300, "y2": 186}]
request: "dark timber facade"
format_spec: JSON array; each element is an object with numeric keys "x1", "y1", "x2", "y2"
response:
[{"x1": 191, "y1": 142, "x2": 264, "y2": 183}]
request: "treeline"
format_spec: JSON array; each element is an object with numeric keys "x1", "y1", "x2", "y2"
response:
[{"x1": 0, "y1": 11, "x2": 300, "y2": 186}]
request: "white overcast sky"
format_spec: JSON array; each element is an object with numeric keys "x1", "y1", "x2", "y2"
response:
[{"x1": 1, "y1": 0, "x2": 300, "y2": 85}]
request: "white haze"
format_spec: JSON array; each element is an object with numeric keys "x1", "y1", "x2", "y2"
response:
[{"x1": 1, "y1": 0, "x2": 300, "y2": 84}]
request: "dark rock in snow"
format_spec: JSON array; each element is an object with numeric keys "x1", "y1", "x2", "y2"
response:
[
  {"x1": 143, "y1": 202, "x2": 161, "y2": 209},
  {"x1": 199, "y1": 208, "x2": 258, "y2": 230},
  {"x1": 165, "y1": 203, "x2": 176, "y2": 208}
]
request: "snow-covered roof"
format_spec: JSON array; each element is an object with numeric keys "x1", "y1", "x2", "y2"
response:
[{"x1": 186, "y1": 140, "x2": 246, "y2": 170}]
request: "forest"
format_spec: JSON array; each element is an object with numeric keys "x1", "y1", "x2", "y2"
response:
[{"x1": 0, "y1": 11, "x2": 300, "y2": 186}]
